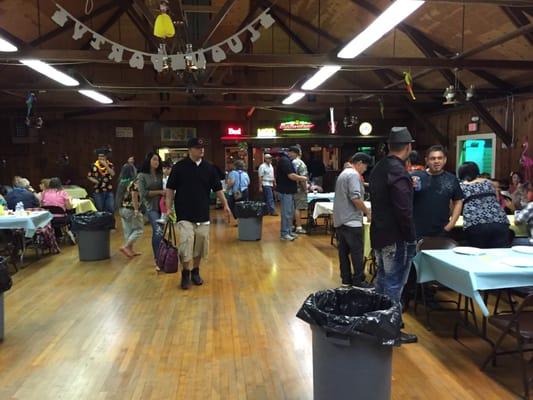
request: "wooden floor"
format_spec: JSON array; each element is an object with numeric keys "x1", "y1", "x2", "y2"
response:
[{"x1": 0, "y1": 211, "x2": 523, "y2": 399}]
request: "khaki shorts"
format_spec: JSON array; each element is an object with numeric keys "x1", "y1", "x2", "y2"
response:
[
  {"x1": 294, "y1": 192, "x2": 308, "y2": 210},
  {"x1": 177, "y1": 221, "x2": 210, "y2": 262}
]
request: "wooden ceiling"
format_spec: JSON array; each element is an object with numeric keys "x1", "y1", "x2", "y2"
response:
[{"x1": 0, "y1": 0, "x2": 532, "y2": 130}]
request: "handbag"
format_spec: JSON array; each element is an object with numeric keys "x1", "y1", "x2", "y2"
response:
[
  {"x1": 156, "y1": 222, "x2": 178, "y2": 274},
  {"x1": 233, "y1": 171, "x2": 243, "y2": 200},
  {"x1": 0, "y1": 257, "x2": 12, "y2": 293}
]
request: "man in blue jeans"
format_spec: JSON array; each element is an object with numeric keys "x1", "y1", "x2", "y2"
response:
[
  {"x1": 275, "y1": 148, "x2": 308, "y2": 241},
  {"x1": 369, "y1": 127, "x2": 418, "y2": 344},
  {"x1": 88, "y1": 150, "x2": 115, "y2": 213},
  {"x1": 258, "y1": 154, "x2": 277, "y2": 216}
]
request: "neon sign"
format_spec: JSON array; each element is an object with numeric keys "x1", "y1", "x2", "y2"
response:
[
  {"x1": 227, "y1": 127, "x2": 242, "y2": 136},
  {"x1": 279, "y1": 120, "x2": 315, "y2": 132},
  {"x1": 257, "y1": 128, "x2": 277, "y2": 138}
]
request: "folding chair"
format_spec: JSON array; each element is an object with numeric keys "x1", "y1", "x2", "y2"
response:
[{"x1": 482, "y1": 294, "x2": 533, "y2": 399}]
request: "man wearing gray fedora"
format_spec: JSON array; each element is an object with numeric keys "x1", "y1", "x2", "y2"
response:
[{"x1": 369, "y1": 127, "x2": 418, "y2": 344}]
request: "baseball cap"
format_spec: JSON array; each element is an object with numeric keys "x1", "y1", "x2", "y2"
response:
[
  {"x1": 187, "y1": 137, "x2": 206, "y2": 148},
  {"x1": 388, "y1": 127, "x2": 415, "y2": 144}
]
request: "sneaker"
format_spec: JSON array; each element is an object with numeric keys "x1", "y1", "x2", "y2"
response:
[
  {"x1": 353, "y1": 281, "x2": 374, "y2": 289},
  {"x1": 289, "y1": 234, "x2": 298, "y2": 240},
  {"x1": 399, "y1": 331, "x2": 418, "y2": 344},
  {"x1": 280, "y1": 235, "x2": 295, "y2": 241},
  {"x1": 295, "y1": 226, "x2": 307, "y2": 234}
]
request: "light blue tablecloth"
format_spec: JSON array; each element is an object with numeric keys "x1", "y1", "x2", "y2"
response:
[
  {"x1": 413, "y1": 249, "x2": 533, "y2": 316},
  {"x1": 0, "y1": 211, "x2": 53, "y2": 238},
  {"x1": 307, "y1": 192, "x2": 335, "y2": 203}
]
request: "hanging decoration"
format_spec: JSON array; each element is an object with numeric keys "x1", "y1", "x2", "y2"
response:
[
  {"x1": 154, "y1": 1, "x2": 175, "y2": 39},
  {"x1": 403, "y1": 71, "x2": 416, "y2": 101},
  {"x1": 25, "y1": 92, "x2": 43, "y2": 129},
  {"x1": 378, "y1": 97, "x2": 385, "y2": 120},
  {"x1": 50, "y1": 3, "x2": 275, "y2": 73},
  {"x1": 520, "y1": 137, "x2": 533, "y2": 184}
]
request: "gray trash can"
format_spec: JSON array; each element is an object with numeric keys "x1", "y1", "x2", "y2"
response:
[
  {"x1": 297, "y1": 287, "x2": 403, "y2": 400},
  {"x1": 238, "y1": 217, "x2": 262, "y2": 241},
  {"x1": 235, "y1": 201, "x2": 266, "y2": 241},
  {"x1": 77, "y1": 230, "x2": 111, "y2": 261},
  {"x1": 72, "y1": 212, "x2": 115, "y2": 262},
  {"x1": 311, "y1": 325, "x2": 392, "y2": 400}
]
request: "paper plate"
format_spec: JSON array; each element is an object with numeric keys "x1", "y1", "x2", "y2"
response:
[
  {"x1": 512, "y1": 246, "x2": 533, "y2": 255},
  {"x1": 500, "y1": 257, "x2": 533, "y2": 268},
  {"x1": 452, "y1": 246, "x2": 486, "y2": 256}
]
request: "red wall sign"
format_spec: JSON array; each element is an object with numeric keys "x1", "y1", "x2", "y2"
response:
[{"x1": 227, "y1": 127, "x2": 243, "y2": 136}]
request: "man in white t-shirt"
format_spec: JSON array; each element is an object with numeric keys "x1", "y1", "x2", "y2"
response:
[{"x1": 258, "y1": 153, "x2": 277, "y2": 216}]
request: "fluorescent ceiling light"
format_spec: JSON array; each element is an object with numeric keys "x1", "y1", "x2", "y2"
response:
[
  {"x1": 79, "y1": 90, "x2": 113, "y2": 104},
  {"x1": 338, "y1": 0, "x2": 425, "y2": 59},
  {"x1": 282, "y1": 92, "x2": 305, "y2": 105},
  {"x1": 0, "y1": 36, "x2": 17, "y2": 52},
  {"x1": 301, "y1": 65, "x2": 341, "y2": 90},
  {"x1": 20, "y1": 59, "x2": 79, "y2": 86}
]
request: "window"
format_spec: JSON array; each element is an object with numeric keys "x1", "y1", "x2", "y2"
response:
[{"x1": 456, "y1": 133, "x2": 496, "y2": 178}]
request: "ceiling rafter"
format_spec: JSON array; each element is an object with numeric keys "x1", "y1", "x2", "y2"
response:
[
  {"x1": 350, "y1": 0, "x2": 514, "y2": 91},
  {"x1": 501, "y1": 6, "x2": 533, "y2": 45},
  {"x1": 126, "y1": 6, "x2": 159, "y2": 52},
  {"x1": 30, "y1": 1, "x2": 117, "y2": 47},
  {"x1": 80, "y1": 7, "x2": 126, "y2": 50},
  {"x1": 197, "y1": 0, "x2": 239, "y2": 48}
]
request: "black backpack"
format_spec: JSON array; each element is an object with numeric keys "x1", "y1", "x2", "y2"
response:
[{"x1": 0, "y1": 257, "x2": 12, "y2": 292}]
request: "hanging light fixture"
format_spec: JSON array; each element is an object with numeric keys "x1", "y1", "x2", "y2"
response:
[
  {"x1": 465, "y1": 84, "x2": 475, "y2": 101},
  {"x1": 443, "y1": 85, "x2": 458, "y2": 105}
]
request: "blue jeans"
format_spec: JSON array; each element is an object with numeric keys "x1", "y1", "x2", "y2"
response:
[
  {"x1": 146, "y1": 210, "x2": 164, "y2": 259},
  {"x1": 279, "y1": 193, "x2": 295, "y2": 237},
  {"x1": 93, "y1": 191, "x2": 114, "y2": 214},
  {"x1": 263, "y1": 186, "x2": 275, "y2": 214},
  {"x1": 374, "y1": 241, "x2": 417, "y2": 304}
]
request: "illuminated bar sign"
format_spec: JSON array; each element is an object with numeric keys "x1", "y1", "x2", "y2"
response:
[
  {"x1": 279, "y1": 120, "x2": 315, "y2": 132},
  {"x1": 257, "y1": 128, "x2": 277, "y2": 138},
  {"x1": 227, "y1": 127, "x2": 243, "y2": 136}
]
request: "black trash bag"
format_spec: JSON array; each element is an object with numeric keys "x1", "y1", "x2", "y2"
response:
[
  {"x1": 296, "y1": 287, "x2": 403, "y2": 346},
  {"x1": 0, "y1": 257, "x2": 12, "y2": 293},
  {"x1": 71, "y1": 211, "x2": 115, "y2": 232},
  {"x1": 234, "y1": 201, "x2": 268, "y2": 218}
]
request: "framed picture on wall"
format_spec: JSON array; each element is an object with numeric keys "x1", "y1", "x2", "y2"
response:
[{"x1": 161, "y1": 127, "x2": 197, "y2": 142}]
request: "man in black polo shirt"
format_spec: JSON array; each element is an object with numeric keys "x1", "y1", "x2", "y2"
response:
[
  {"x1": 369, "y1": 127, "x2": 417, "y2": 344},
  {"x1": 276, "y1": 147, "x2": 308, "y2": 241},
  {"x1": 165, "y1": 138, "x2": 231, "y2": 290}
]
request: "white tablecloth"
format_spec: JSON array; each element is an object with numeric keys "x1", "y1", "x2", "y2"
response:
[
  {"x1": 312, "y1": 201, "x2": 371, "y2": 220},
  {"x1": 0, "y1": 211, "x2": 53, "y2": 238}
]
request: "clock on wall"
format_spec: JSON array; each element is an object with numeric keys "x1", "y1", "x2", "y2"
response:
[{"x1": 359, "y1": 122, "x2": 373, "y2": 136}]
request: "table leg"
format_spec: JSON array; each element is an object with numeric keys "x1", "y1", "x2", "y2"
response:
[{"x1": 453, "y1": 292, "x2": 494, "y2": 348}]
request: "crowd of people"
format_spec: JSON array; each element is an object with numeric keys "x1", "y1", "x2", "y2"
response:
[{"x1": 2, "y1": 129, "x2": 532, "y2": 339}]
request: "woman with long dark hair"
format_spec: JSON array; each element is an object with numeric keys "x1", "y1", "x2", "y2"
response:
[
  {"x1": 116, "y1": 164, "x2": 143, "y2": 258},
  {"x1": 138, "y1": 152, "x2": 165, "y2": 263}
]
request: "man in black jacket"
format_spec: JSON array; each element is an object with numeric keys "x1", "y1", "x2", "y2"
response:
[{"x1": 369, "y1": 127, "x2": 418, "y2": 344}]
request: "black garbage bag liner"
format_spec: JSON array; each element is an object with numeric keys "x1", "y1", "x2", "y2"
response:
[
  {"x1": 296, "y1": 287, "x2": 403, "y2": 346},
  {"x1": 0, "y1": 257, "x2": 12, "y2": 293},
  {"x1": 234, "y1": 201, "x2": 268, "y2": 218},
  {"x1": 71, "y1": 211, "x2": 115, "y2": 231}
]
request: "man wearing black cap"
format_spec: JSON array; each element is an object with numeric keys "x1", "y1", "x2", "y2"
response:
[
  {"x1": 165, "y1": 138, "x2": 231, "y2": 290},
  {"x1": 333, "y1": 153, "x2": 372, "y2": 287},
  {"x1": 369, "y1": 127, "x2": 418, "y2": 344},
  {"x1": 276, "y1": 147, "x2": 308, "y2": 241}
]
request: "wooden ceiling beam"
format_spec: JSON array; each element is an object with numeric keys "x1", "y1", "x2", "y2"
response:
[
  {"x1": 500, "y1": 7, "x2": 533, "y2": 46},
  {"x1": 126, "y1": 7, "x2": 159, "y2": 52},
  {"x1": 132, "y1": 0, "x2": 155, "y2": 28},
  {"x1": 81, "y1": 8, "x2": 126, "y2": 50},
  {"x1": 1, "y1": 51, "x2": 531, "y2": 71},
  {"x1": 350, "y1": 0, "x2": 514, "y2": 91},
  {"x1": 197, "y1": 0, "x2": 239, "y2": 48},
  {"x1": 30, "y1": 2, "x2": 117, "y2": 47}
]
